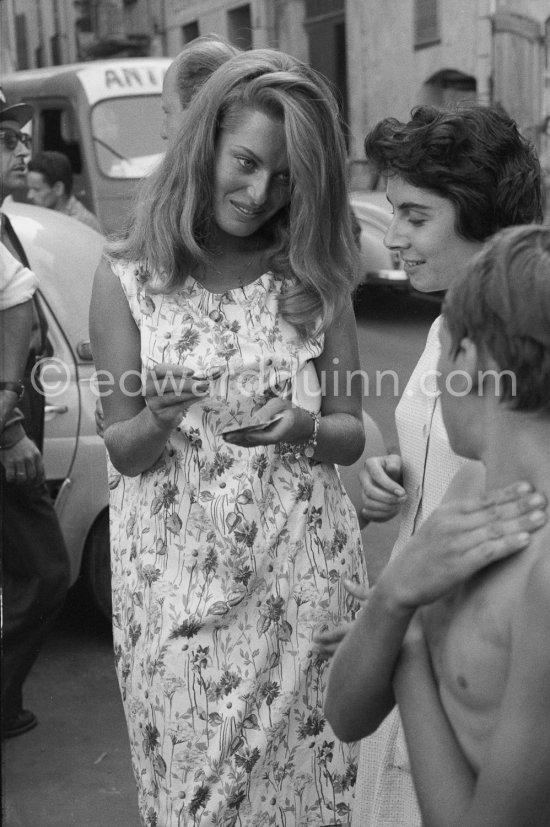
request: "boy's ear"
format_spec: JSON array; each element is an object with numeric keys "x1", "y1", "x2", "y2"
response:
[
  {"x1": 453, "y1": 337, "x2": 481, "y2": 393},
  {"x1": 53, "y1": 180, "x2": 65, "y2": 198},
  {"x1": 454, "y1": 336, "x2": 479, "y2": 377}
]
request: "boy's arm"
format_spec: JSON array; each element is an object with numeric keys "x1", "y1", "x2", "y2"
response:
[{"x1": 395, "y1": 554, "x2": 550, "y2": 827}]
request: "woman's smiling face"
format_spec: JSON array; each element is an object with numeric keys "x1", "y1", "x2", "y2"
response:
[
  {"x1": 384, "y1": 176, "x2": 483, "y2": 293},
  {"x1": 212, "y1": 107, "x2": 291, "y2": 241}
]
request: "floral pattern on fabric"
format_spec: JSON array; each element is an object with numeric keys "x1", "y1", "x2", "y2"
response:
[{"x1": 108, "y1": 262, "x2": 366, "y2": 826}]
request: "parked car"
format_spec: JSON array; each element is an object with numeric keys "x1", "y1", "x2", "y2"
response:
[
  {"x1": 350, "y1": 189, "x2": 409, "y2": 289},
  {"x1": 4, "y1": 201, "x2": 112, "y2": 616}
]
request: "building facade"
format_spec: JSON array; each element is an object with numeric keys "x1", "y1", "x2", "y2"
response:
[
  {"x1": 2, "y1": 0, "x2": 549, "y2": 182},
  {"x1": 153, "y1": 0, "x2": 550, "y2": 183},
  {"x1": 346, "y1": 0, "x2": 549, "y2": 184}
]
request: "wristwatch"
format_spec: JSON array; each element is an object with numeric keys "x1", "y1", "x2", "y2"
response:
[{"x1": 0, "y1": 380, "x2": 25, "y2": 400}]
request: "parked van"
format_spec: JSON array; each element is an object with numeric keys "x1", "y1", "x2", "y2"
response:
[{"x1": 3, "y1": 57, "x2": 171, "y2": 233}]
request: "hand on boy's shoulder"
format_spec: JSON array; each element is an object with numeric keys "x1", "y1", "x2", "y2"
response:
[{"x1": 389, "y1": 467, "x2": 546, "y2": 611}]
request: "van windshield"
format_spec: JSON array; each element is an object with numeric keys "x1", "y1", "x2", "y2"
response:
[{"x1": 91, "y1": 96, "x2": 164, "y2": 178}]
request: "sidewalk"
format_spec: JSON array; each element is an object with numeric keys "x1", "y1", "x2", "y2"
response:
[{"x1": 2, "y1": 588, "x2": 139, "y2": 827}]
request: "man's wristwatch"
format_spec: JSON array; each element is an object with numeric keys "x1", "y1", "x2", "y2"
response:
[{"x1": 0, "y1": 380, "x2": 25, "y2": 400}]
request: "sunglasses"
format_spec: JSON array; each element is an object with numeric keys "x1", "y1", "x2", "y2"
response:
[{"x1": 0, "y1": 127, "x2": 32, "y2": 151}]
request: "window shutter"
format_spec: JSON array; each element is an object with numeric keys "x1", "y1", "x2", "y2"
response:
[
  {"x1": 414, "y1": 0, "x2": 440, "y2": 48},
  {"x1": 305, "y1": 0, "x2": 344, "y2": 21}
]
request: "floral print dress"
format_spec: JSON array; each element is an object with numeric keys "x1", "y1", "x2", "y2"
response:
[{"x1": 108, "y1": 261, "x2": 366, "y2": 827}]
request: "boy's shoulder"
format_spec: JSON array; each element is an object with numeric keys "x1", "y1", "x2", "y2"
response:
[
  {"x1": 442, "y1": 461, "x2": 485, "y2": 503},
  {"x1": 521, "y1": 532, "x2": 550, "y2": 616}
]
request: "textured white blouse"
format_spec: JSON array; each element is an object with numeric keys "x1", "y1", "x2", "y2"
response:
[{"x1": 353, "y1": 316, "x2": 470, "y2": 827}]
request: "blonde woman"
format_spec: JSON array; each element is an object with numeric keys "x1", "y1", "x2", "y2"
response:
[{"x1": 91, "y1": 49, "x2": 366, "y2": 825}]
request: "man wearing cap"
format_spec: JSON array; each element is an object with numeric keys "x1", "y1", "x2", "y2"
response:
[{"x1": 1, "y1": 93, "x2": 70, "y2": 738}]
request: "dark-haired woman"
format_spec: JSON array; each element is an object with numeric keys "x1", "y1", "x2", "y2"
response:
[{"x1": 352, "y1": 104, "x2": 543, "y2": 826}]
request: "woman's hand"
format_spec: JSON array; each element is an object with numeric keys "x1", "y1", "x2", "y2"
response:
[
  {"x1": 144, "y1": 363, "x2": 213, "y2": 431},
  {"x1": 221, "y1": 397, "x2": 314, "y2": 448},
  {"x1": 313, "y1": 623, "x2": 353, "y2": 659},
  {"x1": 378, "y1": 481, "x2": 547, "y2": 611},
  {"x1": 312, "y1": 580, "x2": 371, "y2": 659},
  {"x1": 358, "y1": 454, "x2": 406, "y2": 524}
]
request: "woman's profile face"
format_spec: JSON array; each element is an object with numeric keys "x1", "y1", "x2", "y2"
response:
[
  {"x1": 384, "y1": 176, "x2": 482, "y2": 293},
  {"x1": 212, "y1": 106, "x2": 291, "y2": 240}
]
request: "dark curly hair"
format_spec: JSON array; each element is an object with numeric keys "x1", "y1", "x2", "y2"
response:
[{"x1": 364, "y1": 104, "x2": 544, "y2": 241}]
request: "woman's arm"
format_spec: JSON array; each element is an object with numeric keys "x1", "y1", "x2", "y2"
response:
[
  {"x1": 324, "y1": 574, "x2": 413, "y2": 740},
  {"x1": 90, "y1": 259, "x2": 206, "y2": 476},
  {"x1": 310, "y1": 294, "x2": 365, "y2": 465},
  {"x1": 223, "y1": 295, "x2": 365, "y2": 465}
]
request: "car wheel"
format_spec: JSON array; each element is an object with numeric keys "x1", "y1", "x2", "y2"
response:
[{"x1": 83, "y1": 509, "x2": 112, "y2": 621}]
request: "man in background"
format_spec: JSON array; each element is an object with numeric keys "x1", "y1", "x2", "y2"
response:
[
  {"x1": 1, "y1": 93, "x2": 70, "y2": 738},
  {"x1": 160, "y1": 33, "x2": 240, "y2": 143},
  {"x1": 27, "y1": 150, "x2": 102, "y2": 232}
]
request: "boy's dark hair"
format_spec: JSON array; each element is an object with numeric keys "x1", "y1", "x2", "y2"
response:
[
  {"x1": 364, "y1": 104, "x2": 544, "y2": 241},
  {"x1": 27, "y1": 150, "x2": 73, "y2": 196},
  {"x1": 445, "y1": 225, "x2": 550, "y2": 412}
]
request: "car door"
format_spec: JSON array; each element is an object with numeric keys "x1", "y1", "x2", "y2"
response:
[
  {"x1": 5, "y1": 202, "x2": 107, "y2": 591},
  {"x1": 36, "y1": 290, "x2": 80, "y2": 503}
]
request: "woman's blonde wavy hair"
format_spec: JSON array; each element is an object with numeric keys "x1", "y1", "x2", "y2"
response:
[{"x1": 107, "y1": 49, "x2": 359, "y2": 337}]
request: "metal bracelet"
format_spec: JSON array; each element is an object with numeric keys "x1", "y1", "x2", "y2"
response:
[{"x1": 278, "y1": 410, "x2": 320, "y2": 460}]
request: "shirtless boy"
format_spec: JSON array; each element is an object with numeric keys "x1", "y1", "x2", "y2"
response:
[{"x1": 326, "y1": 224, "x2": 550, "y2": 826}]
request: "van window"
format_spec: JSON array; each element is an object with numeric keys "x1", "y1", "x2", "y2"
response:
[
  {"x1": 90, "y1": 95, "x2": 164, "y2": 178},
  {"x1": 41, "y1": 108, "x2": 83, "y2": 174}
]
